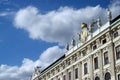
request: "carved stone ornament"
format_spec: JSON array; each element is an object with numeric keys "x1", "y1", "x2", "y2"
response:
[
  {"x1": 97, "y1": 17, "x2": 102, "y2": 28},
  {"x1": 65, "y1": 42, "x2": 69, "y2": 50},
  {"x1": 71, "y1": 37, "x2": 76, "y2": 47},
  {"x1": 116, "y1": 65, "x2": 120, "y2": 73},
  {"x1": 107, "y1": 8, "x2": 112, "y2": 22}
]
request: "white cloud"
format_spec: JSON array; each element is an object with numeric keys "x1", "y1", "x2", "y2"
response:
[
  {"x1": 0, "y1": 46, "x2": 64, "y2": 80},
  {"x1": 1, "y1": 1, "x2": 119, "y2": 80},
  {"x1": 14, "y1": 2, "x2": 120, "y2": 45},
  {"x1": 0, "y1": 11, "x2": 15, "y2": 17},
  {"x1": 14, "y1": 5, "x2": 105, "y2": 45}
]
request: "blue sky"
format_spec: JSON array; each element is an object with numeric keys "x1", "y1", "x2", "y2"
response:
[{"x1": 0, "y1": 0, "x2": 120, "y2": 80}]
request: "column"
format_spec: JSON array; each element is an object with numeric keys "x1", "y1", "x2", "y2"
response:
[
  {"x1": 89, "y1": 55, "x2": 93, "y2": 80},
  {"x1": 98, "y1": 50, "x2": 104, "y2": 80}
]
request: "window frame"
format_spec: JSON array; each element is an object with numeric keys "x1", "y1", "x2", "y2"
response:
[
  {"x1": 94, "y1": 57, "x2": 99, "y2": 69},
  {"x1": 116, "y1": 45, "x2": 120, "y2": 60},
  {"x1": 84, "y1": 62, "x2": 88, "y2": 75},
  {"x1": 75, "y1": 68, "x2": 78, "y2": 79},
  {"x1": 104, "y1": 51, "x2": 109, "y2": 65},
  {"x1": 113, "y1": 31, "x2": 119, "y2": 38},
  {"x1": 118, "y1": 74, "x2": 120, "y2": 80}
]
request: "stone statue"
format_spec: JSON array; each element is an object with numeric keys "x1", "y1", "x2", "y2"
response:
[
  {"x1": 71, "y1": 37, "x2": 76, "y2": 47},
  {"x1": 65, "y1": 42, "x2": 69, "y2": 50},
  {"x1": 77, "y1": 33, "x2": 81, "y2": 42},
  {"x1": 34, "y1": 66, "x2": 41, "y2": 75},
  {"x1": 107, "y1": 8, "x2": 112, "y2": 22},
  {"x1": 97, "y1": 17, "x2": 102, "y2": 28},
  {"x1": 89, "y1": 19, "x2": 96, "y2": 33},
  {"x1": 81, "y1": 23, "x2": 89, "y2": 43}
]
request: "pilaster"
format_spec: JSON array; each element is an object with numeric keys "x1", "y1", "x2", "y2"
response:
[
  {"x1": 98, "y1": 50, "x2": 104, "y2": 80},
  {"x1": 107, "y1": 43, "x2": 116, "y2": 80},
  {"x1": 89, "y1": 55, "x2": 93, "y2": 80},
  {"x1": 78, "y1": 62, "x2": 82, "y2": 80}
]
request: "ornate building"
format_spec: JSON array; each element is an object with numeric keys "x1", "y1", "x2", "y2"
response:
[{"x1": 30, "y1": 10, "x2": 120, "y2": 80}]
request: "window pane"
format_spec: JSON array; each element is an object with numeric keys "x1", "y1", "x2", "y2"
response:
[
  {"x1": 68, "y1": 72, "x2": 71, "y2": 80},
  {"x1": 93, "y1": 45, "x2": 97, "y2": 50},
  {"x1": 63, "y1": 75, "x2": 66, "y2": 80},
  {"x1": 104, "y1": 51, "x2": 109, "y2": 65},
  {"x1": 75, "y1": 68, "x2": 78, "y2": 79},
  {"x1": 84, "y1": 63, "x2": 88, "y2": 75},
  {"x1": 82, "y1": 50, "x2": 87, "y2": 56},
  {"x1": 118, "y1": 74, "x2": 120, "y2": 80},
  {"x1": 116, "y1": 45, "x2": 120, "y2": 59},
  {"x1": 105, "y1": 72, "x2": 111, "y2": 80},
  {"x1": 102, "y1": 39, "x2": 106, "y2": 44},
  {"x1": 114, "y1": 31, "x2": 118, "y2": 38},
  {"x1": 94, "y1": 57, "x2": 98, "y2": 69}
]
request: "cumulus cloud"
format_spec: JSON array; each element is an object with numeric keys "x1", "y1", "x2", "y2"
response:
[
  {"x1": 14, "y1": 5, "x2": 104, "y2": 45},
  {"x1": 0, "y1": 46, "x2": 64, "y2": 80},
  {"x1": 14, "y1": 2, "x2": 120, "y2": 45},
  {"x1": 1, "y1": 1, "x2": 119, "y2": 80}
]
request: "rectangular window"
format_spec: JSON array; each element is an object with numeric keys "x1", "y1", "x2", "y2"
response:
[
  {"x1": 57, "y1": 67, "x2": 60, "y2": 72},
  {"x1": 63, "y1": 65, "x2": 65, "y2": 69},
  {"x1": 74, "y1": 56, "x2": 77, "y2": 62},
  {"x1": 84, "y1": 63, "x2": 88, "y2": 75},
  {"x1": 75, "y1": 68, "x2": 78, "y2": 79},
  {"x1": 104, "y1": 51, "x2": 109, "y2": 65},
  {"x1": 93, "y1": 45, "x2": 97, "y2": 50},
  {"x1": 94, "y1": 57, "x2": 98, "y2": 69},
  {"x1": 68, "y1": 61, "x2": 71, "y2": 65},
  {"x1": 114, "y1": 31, "x2": 118, "y2": 38},
  {"x1": 68, "y1": 72, "x2": 71, "y2": 80},
  {"x1": 63, "y1": 75, "x2": 66, "y2": 80},
  {"x1": 102, "y1": 38, "x2": 106, "y2": 44},
  {"x1": 116, "y1": 45, "x2": 120, "y2": 59},
  {"x1": 118, "y1": 74, "x2": 120, "y2": 80},
  {"x1": 82, "y1": 50, "x2": 87, "y2": 56},
  {"x1": 58, "y1": 78, "x2": 60, "y2": 80}
]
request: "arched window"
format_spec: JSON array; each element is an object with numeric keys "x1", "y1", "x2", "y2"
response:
[
  {"x1": 95, "y1": 76, "x2": 100, "y2": 80},
  {"x1": 105, "y1": 72, "x2": 111, "y2": 80}
]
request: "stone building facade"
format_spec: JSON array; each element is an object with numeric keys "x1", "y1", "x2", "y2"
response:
[{"x1": 31, "y1": 13, "x2": 120, "y2": 80}]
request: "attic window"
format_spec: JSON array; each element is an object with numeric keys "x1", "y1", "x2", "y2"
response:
[
  {"x1": 113, "y1": 31, "x2": 118, "y2": 38},
  {"x1": 102, "y1": 38, "x2": 106, "y2": 44},
  {"x1": 93, "y1": 45, "x2": 97, "y2": 50}
]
